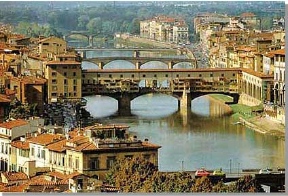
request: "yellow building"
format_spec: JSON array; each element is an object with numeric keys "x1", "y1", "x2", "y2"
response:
[
  {"x1": 37, "y1": 36, "x2": 67, "y2": 58},
  {"x1": 44, "y1": 54, "x2": 82, "y2": 103}
]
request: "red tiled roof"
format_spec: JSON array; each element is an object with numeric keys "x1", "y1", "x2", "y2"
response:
[
  {"x1": 0, "y1": 119, "x2": 28, "y2": 129},
  {"x1": 66, "y1": 172, "x2": 83, "y2": 179},
  {"x1": 272, "y1": 48, "x2": 285, "y2": 55},
  {"x1": 45, "y1": 61, "x2": 81, "y2": 65},
  {"x1": 11, "y1": 140, "x2": 30, "y2": 150},
  {"x1": 47, "y1": 139, "x2": 67, "y2": 152},
  {"x1": 1, "y1": 172, "x2": 29, "y2": 181},
  {"x1": 5, "y1": 89, "x2": 16, "y2": 96},
  {"x1": 47, "y1": 171, "x2": 67, "y2": 180},
  {"x1": 0, "y1": 183, "x2": 29, "y2": 192},
  {"x1": 28, "y1": 133, "x2": 65, "y2": 146},
  {"x1": 0, "y1": 94, "x2": 10, "y2": 103},
  {"x1": 241, "y1": 68, "x2": 274, "y2": 79},
  {"x1": 11, "y1": 76, "x2": 46, "y2": 85}
]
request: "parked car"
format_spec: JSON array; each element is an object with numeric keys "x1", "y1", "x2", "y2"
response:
[
  {"x1": 259, "y1": 168, "x2": 271, "y2": 174},
  {"x1": 213, "y1": 169, "x2": 225, "y2": 176},
  {"x1": 195, "y1": 168, "x2": 210, "y2": 177}
]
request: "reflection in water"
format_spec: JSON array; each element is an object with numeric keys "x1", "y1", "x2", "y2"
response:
[{"x1": 84, "y1": 94, "x2": 285, "y2": 171}]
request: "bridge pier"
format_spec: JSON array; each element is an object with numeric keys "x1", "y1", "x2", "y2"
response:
[
  {"x1": 136, "y1": 62, "x2": 142, "y2": 69},
  {"x1": 178, "y1": 89, "x2": 191, "y2": 112},
  {"x1": 168, "y1": 62, "x2": 175, "y2": 69},
  {"x1": 80, "y1": 51, "x2": 87, "y2": 59},
  {"x1": 98, "y1": 62, "x2": 104, "y2": 69},
  {"x1": 88, "y1": 35, "x2": 93, "y2": 47},
  {"x1": 117, "y1": 93, "x2": 132, "y2": 116}
]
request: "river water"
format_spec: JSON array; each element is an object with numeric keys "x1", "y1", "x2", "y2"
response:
[{"x1": 73, "y1": 42, "x2": 285, "y2": 172}]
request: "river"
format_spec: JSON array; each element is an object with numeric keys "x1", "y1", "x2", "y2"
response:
[{"x1": 72, "y1": 42, "x2": 285, "y2": 172}]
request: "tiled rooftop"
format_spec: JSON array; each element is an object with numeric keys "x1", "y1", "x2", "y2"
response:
[
  {"x1": 1, "y1": 172, "x2": 29, "y2": 181},
  {"x1": 0, "y1": 119, "x2": 28, "y2": 129},
  {"x1": 11, "y1": 140, "x2": 30, "y2": 150},
  {"x1": 28, "y1": 133, "x2": 65, "y2": 146}
]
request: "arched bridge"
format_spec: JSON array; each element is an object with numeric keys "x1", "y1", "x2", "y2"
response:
[
  {"x1": 82, "y1": 68, "x2": 241, "y2": 115},
  {"x1": 82, "y1": 56, "x2": 197, "y2": 69},
  {"x1": 63, "y1": 31, "x2": 97, "y2": 47}
]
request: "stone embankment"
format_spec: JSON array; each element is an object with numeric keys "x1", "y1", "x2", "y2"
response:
[
  {"x1": 239, "y1": 116, "x2": 285, "y2": 139},
  {"x1": 208, "y1": 95, "x2": 285, "y2": 139}
]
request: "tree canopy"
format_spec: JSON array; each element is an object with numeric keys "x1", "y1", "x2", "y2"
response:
[{"x1": 105, "y1": 156, "x2": 264, "y2": 193}]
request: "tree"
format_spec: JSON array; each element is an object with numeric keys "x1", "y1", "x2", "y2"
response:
[
  {"x1": 86, "y1": 17, "x2": 102, "y2": 34},
  {"x1": 229, "y1": 175, "x2": 264, "y2": 193},
  {"x1": 105, "y1": 155, "x2": 158, "y2": 192},
  {"x1": 191, "y1": 176, "x2": 213, "y2": 192},
  {"x1": 77, "y1": 15, "x2": 90, "y2": 30}
]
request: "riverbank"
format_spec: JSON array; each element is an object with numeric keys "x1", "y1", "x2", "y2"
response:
[{"x1": 208, "y1": 95, "x2": 285, "y2": 140}]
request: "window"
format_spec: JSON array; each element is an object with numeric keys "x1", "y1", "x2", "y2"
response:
[
  {"x1": 73, "y1": 80, "x2": 77, "y2": 85},
  {"x1": 68, "y1": 155, "x2": 72, "y2": 167},
  {"x1": 64, "y1": 79, "x2": 67, "y2": 85},
  {"x1": 109, "y1": 74, "x2": 112, "y2": 78},
  {"x1": 64, "y1": 72, "x2": 67, "y2": 77},
  {"x1": 52, "y1": 79, "x2": 57, "y2": 84},
  {"x1": 31, "y1": 147, "x2": 35, "y2": 156},
  {"x1": 154, "y1": 74, "x2": 157, "y2": 77},
  {"x1": 176, "y1": 74, "x2": 179, "y2": 77},
  {"x1": 52, "y1": 72, "x2": 57, "y2": 77},
  {"x1": 51, "y1": 93, "x2": 57, "y2": 97},
  {"x1": 41, "y1": 150, "x2": 45, "y2": 159},
  {"x1": 166, "y1": 74, "x2": 168, "y2": 77},
  {"x1": 97, "y1": 74, "x2": 100, "y2": 77},
  {"x1": 75, "y1": 157, "x2": 79, "y2": 169},
  {"x1": 132, "y1": 74, "x2": 134, "y2": 78},
  {"x1": 233, "y1": 73, "x2": 235, "y2": 77},
  {"x1": 50, "y1": 65, "x2": 56, "y2": 69},
  {"x1": 73, "y1": 72, "x2": 76, "y2": 76},
  {"x1": 210, "y1": 73, "x2": 213, "y2": 77},
  {"x1": 120, "y1": 75, "x2": 123, "y2": 78},
  {"x1": 90, "y1": 158, "x2": 100, "y2": 170},
  {"x1": 74, "y1": 86, "x2": 77, "y2": 91},
  {"x1": 106, "y1": 156, "x2": 116, "y2": 169},
  {"x1": 188, "y1": 74, "x2": 190, "y2": 77},
  {"x1": 143, "y1": 74, "x2": 146, "y2": 78},
  {"x1": 221, "y1": 74, "x2": 224, "y2": 77}
]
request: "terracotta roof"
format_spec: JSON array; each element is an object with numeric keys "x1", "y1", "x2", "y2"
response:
[
  {"x1": 5, "y1": 89, "x2": 16, "y2": 96},
  {"x1": 0, "y1": 94, "x2": 10, "y2": 103},
  {"x1": 0, "y1": 119, "x2": 28, "y2": 129},
  {"x1": 273, "y1": 48, "x2": 285, "y2": 55},
  {"x1": 264, "y1": 52, "x2": 275, "y2": 58},
  {"x1": 11, "y1": 140, "x2": 30, "y2": 150},
  {"x1": 46, "y1": 61, "x2": 81, "y2": 65},
  {"x1": 241, "y1": 68, "x2": 274, "y2": 79},
  {"x1": 47, "y1": 171, "x2": 67, "y2": 180},
  {"x1": 56, "y1": 54, "x2": 77, "y2": 58},
  {"x1": 66, "y1": 172, "x2": 83, "y2": 179},
  {"x1": 11, "y1": 76, "x2": 46, "y2": 85},
  {"x1": 1, "y1": 172, "x2": 29, "y2": 182},
  {"x1": 0, "y1": 183, "x2": 29, "y2": 192},
  {"x1": 47, "y1": 139, "x2": 67, "y2": 152},
  {"x1": 28, "y1": 133, "x2": 65, "y2": 146}
]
